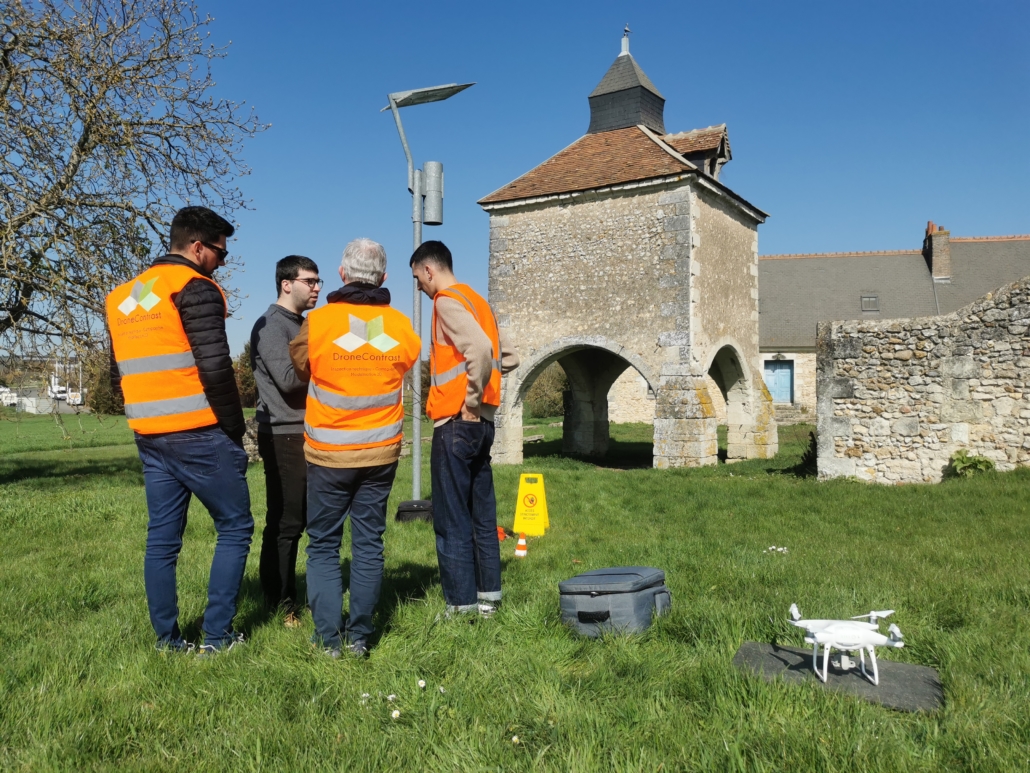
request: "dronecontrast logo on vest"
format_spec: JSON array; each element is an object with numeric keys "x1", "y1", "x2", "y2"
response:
[
  {"x1": 118, "y1": 278, "x2": 162, "y2": 315},
  {"x1": 334, "y1": 314, "x2": 399, "y2": 353}
]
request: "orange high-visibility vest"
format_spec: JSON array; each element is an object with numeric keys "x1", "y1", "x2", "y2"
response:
[
  {"x1": 105, "y1": 264, "x2": 226, "y2": 434},
  {"x1": 304, "y1": 302, "x2": 420, "y2": 452},
  {"x1": 426, "y1": 284, "x2": 502, "y2": 421}
]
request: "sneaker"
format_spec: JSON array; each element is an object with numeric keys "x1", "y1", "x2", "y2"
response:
[
  {"x1": 197, "y1": 632, "x2": 245, "y2": 658},
  {"x1": 346, "y1": 639, "x2": 369, "y2": 658},
  {"x1": 156, "y1": 639, "x2": 195, "y2": 655},
  {"x1": 478, "y1": 602, "x2": 500, "y2": 619}
]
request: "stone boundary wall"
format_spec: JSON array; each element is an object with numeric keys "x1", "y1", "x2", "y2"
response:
[{"x1": 817, "y1": 275, "x2": 1030, "y2": 483}]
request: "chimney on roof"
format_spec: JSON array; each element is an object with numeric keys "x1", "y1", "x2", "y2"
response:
[
  {"x1": 923, "y1": 221, "x2": 951, "y2": 280},
  {"x1": 587, "y1": 30, "x2": 665, "y2": 134}
]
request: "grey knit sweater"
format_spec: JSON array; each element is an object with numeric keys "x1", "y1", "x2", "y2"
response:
[{"x1": 251, "y1": 303, "x2": 307, "y2": 434}]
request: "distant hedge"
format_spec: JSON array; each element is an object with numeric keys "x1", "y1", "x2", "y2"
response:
[{"x1": 525, "y1": 362, "x2": 567, "y2": 419}]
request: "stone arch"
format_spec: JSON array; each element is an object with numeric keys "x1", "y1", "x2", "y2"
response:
[
  {"x1": 701, "y1": 338, "x2": 777, "y2": 462},
  {"x1": 493, "y1": 335, "x2": 658, "y2": 465}
]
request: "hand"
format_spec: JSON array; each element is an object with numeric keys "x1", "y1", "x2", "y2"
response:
[{"x1": 460, "y1": 404, "x2": 481, "y2": 422}]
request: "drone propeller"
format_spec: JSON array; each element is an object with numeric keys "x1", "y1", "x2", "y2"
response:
[
  {"x1": 851, "y1": 610, "x2": 894, "y2": 621},
  {"x1": 887, "y1": 623, "x2": 904, "y2": 640},
  {"x1": 789, "y1": 603, "x2": 801, "y2": 621}
]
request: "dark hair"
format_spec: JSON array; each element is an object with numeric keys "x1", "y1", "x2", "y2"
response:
[
  {"x1": 409, "y1": 240, "x2": 452, "y2": 272},
  {"x1": 275, "y1": 255, "x2": 320, "y2": 294},
  {"x1": 169, "y1": 206, "x2": 235, "y2": 252}
]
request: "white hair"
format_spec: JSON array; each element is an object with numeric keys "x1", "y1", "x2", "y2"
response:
[{"x1": 341, "y1": 238, "x2": 387, "y2": 285}]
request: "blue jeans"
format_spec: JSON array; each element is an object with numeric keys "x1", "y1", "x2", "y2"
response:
[
  {"x1": 430, "y1": 419, "x2": 502, "y2": 608},
  {"x1": 134, "y1": 427, "x2": 254, "y2": 648},
  {"x1": 306, "y1": 461, "x2": 398, "y2": 647}
]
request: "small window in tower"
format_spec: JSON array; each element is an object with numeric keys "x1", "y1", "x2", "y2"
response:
[{"x1": 861, "y1": 295, "x2": 880, "y2": 312}]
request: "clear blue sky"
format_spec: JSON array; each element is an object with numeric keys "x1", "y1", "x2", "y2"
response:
[{"x1": 202, "y1": 0, "x2": 1029, "y2": 354}]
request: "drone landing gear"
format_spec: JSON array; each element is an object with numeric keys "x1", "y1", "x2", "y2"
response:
[{"x1": 811, "y1": 643, "x2": 880, "y2": 685}]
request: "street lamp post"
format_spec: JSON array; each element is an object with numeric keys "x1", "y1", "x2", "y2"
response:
[{"x1": 383, "y1": 82, "x2": 474, "y2": 515}]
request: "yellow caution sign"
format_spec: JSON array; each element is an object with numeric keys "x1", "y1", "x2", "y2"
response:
[{"x1": 513, "y1": 473, "x2": 549, "y2": 536}]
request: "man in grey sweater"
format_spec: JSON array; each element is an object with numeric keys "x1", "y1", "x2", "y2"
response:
[{"x1": 250, "y1": 255, "x2": 322, "y2": 623}]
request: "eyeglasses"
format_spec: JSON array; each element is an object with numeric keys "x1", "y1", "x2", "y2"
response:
[
  {"x1": 293, "y1": 277, "x2": 323, "y2": 290},
  {"x1": 200, "y1": 241, "x2": 229, "y2": 262}
]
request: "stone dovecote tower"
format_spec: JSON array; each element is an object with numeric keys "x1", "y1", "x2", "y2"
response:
[{"x1": 479, "y1": 32, "x2": 777, "y2": 467}]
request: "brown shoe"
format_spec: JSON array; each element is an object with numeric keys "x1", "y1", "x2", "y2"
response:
[{"x1": 284, "y1": 612, "x2": 301, "y2": 629}]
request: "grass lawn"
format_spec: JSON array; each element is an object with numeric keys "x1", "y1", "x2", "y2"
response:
[{"x1": 1, "y1": 416, "x2": 1029, "y2": 771}]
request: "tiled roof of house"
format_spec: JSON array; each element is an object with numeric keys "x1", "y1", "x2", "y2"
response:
[
  {"x1": 478, "y1": 126, "x2": 693, "y2": 205},
  {"x1": 589, "y1": 53, "x2": 663, "y2": 98},
  {"x1": 664, "y1": 125, "x2": 728, "y2": 156}
]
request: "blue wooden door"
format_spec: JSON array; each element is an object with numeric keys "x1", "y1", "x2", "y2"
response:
[{"x1": 763, "y1": 360, "x2": 794, "y2": 404}]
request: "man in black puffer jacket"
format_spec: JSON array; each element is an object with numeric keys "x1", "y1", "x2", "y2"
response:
[{"x1": 108, "y1": 206, "x2": 253, "y2": 656}]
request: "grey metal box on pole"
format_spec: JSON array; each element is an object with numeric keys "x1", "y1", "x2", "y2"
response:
[{"x1": 423, "y1": 161, "x2": 443, "y2": 226}]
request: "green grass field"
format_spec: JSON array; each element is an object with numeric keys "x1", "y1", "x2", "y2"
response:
[{"x1": 1, "y1": 414, "x2": 1029, "y2": 771}]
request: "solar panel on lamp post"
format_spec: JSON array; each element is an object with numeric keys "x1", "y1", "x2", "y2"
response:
[{"x1": 382, "y1": 82, "x2": 474, "y2": 520}]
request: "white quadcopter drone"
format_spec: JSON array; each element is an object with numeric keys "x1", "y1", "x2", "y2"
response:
[{"x1": 788, "y1": 603, "x2": 905, "y2": 686}]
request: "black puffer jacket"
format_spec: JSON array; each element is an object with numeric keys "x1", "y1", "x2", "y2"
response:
[{"x1": 111, "y1": 254, "x2": 246, "y2": 442}]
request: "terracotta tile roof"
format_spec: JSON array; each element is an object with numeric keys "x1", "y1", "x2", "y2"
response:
[
  {"x1": 663, "y1": 125, "x2": 727, "y2": 156},
  {"x1": 478, "y1": 126, "x2": 692, "y2": 205}
]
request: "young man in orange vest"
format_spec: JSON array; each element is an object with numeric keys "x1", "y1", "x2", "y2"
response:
[
  {"x1": 410, "y1": 240, "x2": 519, "y2": 618},
  {"x1": 290, "y1": 238, "x2": 419, "y2": 656},
  {"x1": 106, "y1": 206, "x2": 253, "y2": 655}
]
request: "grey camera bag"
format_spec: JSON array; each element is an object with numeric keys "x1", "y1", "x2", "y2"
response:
[{"x1": 558, "y1": 566, "x2": 671, "y2": 637}]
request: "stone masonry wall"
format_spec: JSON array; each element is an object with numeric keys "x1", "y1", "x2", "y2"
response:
[
  {"x1": 693, "y1": 187, "x2": 762, "y2": 379},
  {"x1": 607, "y1": 369, "x2": 656, "y2": 424},
  {"x1": 817, "y1": 275, "x2": 1030, "y2": 483}
]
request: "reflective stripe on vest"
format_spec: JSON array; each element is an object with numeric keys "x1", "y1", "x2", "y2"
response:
[
  {"x1": 430, "y1": 359, "x2": 503, "y2": 388},
  {"x1": 124, "y1": 392, "x2": 211, "y2": 420},
  {"x1": 304, "y1": 420, "x2": 405, "y2": 447},
  {"x1": 307, "y1": 382, "x2": 401, "y2": 411},
  {"x1": 117, "y1": 351, "x2": 198, "y2": 377}
]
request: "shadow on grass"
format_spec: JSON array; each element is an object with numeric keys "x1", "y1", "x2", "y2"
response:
[
  {"x1": 375, "y1": 560, "x2": 439, "y2": 639},
  {"x1": 524, "y1": 438, "x2": 656, "y2": 470},
  {"x1": 767, "y1": 428, "x2": 818, "y2": 479},
  {"x1": 0, "y1": 454, "x2": 143, "y2": 486}
]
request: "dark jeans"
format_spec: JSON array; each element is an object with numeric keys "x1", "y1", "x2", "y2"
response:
[
  {"x1": 258, "y1": 431, "x2": 307, "y2": 610},
  {"x1": 134, "y1": 427, "x2": 254, "y2": 648},
  {"x1": 305, "y1": 461, "x2": 398, "y2": 647},
  {"x1": 430, "y1": 419, "x2": 502, "y2": 608}
]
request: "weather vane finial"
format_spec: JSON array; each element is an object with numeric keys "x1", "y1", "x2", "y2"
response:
[{"x1": 621, "y1": 24, "x2": 631, "y2": 55}]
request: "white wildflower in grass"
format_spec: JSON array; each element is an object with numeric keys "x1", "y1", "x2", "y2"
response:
[
  {"x1": 512, "y1": 735, "x2": 520, "y2": 744},
  {"x1": 387, "y1": 694, "x2": 396, "y2": 702},
  {"x1": 391, "y1": 710, "x2": 400, "y2": 720},
  {"x1": 418, "y1": 680, "x2": 426, "y2": 689},
  {"x1": 439, "y1": 686, "x2": 446, "y2": 694},
  {"x1": 361, "y1": 693, "x2": 370, "y2": 699}
]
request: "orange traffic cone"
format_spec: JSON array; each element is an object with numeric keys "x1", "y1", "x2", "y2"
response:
[{"x1": 514, "y1": 533, "x2": 528, "y2": 558}]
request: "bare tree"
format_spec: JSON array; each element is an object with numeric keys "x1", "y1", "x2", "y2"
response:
[{"x1": 0, "y1": 0, "x2": 265, "y2": 357}]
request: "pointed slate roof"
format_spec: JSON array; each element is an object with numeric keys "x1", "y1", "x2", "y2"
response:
[{"x1": 589, "y1": 53, "x2": 664, "y2": 99}]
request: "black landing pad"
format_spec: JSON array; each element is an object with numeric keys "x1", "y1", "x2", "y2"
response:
[{"x1": 732, "y1": 642, "x2": 944, "y2": 713}]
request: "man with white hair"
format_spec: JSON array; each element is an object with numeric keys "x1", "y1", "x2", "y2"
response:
[{"x1": 289, "y1": 238, "x2": 419, "y2": 657}]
